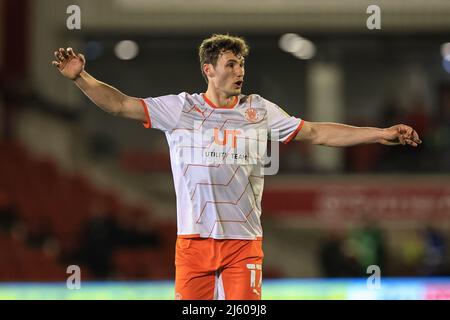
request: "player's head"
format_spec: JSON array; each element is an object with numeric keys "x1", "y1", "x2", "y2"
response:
[{"x1": 199, "y1": 34, "x2": 249, "y2": 97}]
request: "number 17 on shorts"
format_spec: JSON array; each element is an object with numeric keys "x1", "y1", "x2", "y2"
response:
[{"x1": 246, "y1": 263, "x2": 262, "y2": 296}]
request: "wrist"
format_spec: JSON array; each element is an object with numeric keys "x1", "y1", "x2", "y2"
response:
[
  {"x1": 72, "y1": 70, "x2": 86, "y2": 82},
  {"x1": 376, "y1": 128, "x2": 388, "y2": 143}
]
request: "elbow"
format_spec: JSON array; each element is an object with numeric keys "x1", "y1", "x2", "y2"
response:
[
  {"x1": 309, "y1": 125, "x2": 325, "y2": 145},
  {"x1": 113, "y1": 95, "x2": 127, "y2": 117},
  {"x1": 102, "y1": 105, "x2": 121, "y2": 117},
  {"x1": 312, "y1": 135, "x2": 326, "y2": 145},
  {"x1": 313, "y1": 135, "x2": 341, "y2": 147},
  {"x1": 310, "y1": 139, "x2": 326, "y2": 146},
  {"x1": 98, "y1": 103, "x2": 122, "y2": 117},
  {"x1": 299, "y1": 122, "x2": 337, "y2": 146},
  {"x1": 110, "y1": 108, "x2": 121, "y2": 117}
]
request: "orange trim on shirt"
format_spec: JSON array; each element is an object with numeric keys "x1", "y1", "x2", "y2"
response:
[
  {"x1": 177, "y1": 234, "x2": 263, "y2": 240},
  {"x1": 140, "y1": 99, "x2": 152, "y2": 128},
  {"x1": 177, "y1": 234, "x2": 201, "y2": 239},
  {"x1": 283, "y1": 119, "x2": 304, "y2": 144},
  {"x1": 202, "y1": 94, "x2": 238, "y2": 109}
]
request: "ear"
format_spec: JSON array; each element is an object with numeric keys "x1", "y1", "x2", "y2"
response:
[{"x1": 203, "y1": 63, "x2": 215, "y2": 79}]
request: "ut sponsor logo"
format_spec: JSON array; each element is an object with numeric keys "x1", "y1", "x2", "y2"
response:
[
  {"x1": 213, "y1": 128, "x2": 242, "y2": 148},
  {"x1": 172, "y1": 122, "x2": 280, "y2": 175}
]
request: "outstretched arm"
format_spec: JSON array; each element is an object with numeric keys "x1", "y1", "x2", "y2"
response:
[
  {"x1": 51, "y1": 47, "x2": 146, "y2": 121},
  {"x1": 294, "y1": 121, "x2": 422, "y2": 147}
]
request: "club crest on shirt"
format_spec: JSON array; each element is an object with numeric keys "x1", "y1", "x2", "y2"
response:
[{"x1": 244, "y1": 107, "x2": 259, "y2": 122}]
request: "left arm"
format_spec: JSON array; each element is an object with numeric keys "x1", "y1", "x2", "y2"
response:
[{"x1": 294, "y1": 121, "x2": 422, "y2": 147}]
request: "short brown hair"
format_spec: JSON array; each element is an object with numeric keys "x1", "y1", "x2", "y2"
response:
[{"x1": 198, "y1": 34, "x2": 250, "y2": 83}]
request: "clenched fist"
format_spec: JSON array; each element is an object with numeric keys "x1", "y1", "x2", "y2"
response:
[{"x1": 52, "y1": 47, "x2": 85, "y2": 80}]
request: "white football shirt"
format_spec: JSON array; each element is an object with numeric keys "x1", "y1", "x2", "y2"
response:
[{"x1": 140, "y1": 92, "x2": 303, "y2": 240}]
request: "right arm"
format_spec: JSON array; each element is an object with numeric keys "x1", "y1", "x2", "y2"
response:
[{"x1": 52, "y1": 47, "x2": 146, "y2": 122}]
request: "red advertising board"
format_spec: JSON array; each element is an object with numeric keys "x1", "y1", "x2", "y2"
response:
[{"x1": 263, "y1": 177, "x2": 450, "y2": 220}]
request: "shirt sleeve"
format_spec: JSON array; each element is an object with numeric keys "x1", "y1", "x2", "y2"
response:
[
  {"x1": 264, "y1": 98, "x2": 304, "y2": 144},
  {"x1": 140, "y1": 92, "x2": 187, "y2": 131}
]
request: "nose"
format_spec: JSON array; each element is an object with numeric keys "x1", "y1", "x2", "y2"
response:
[{"x1": 235, "y1": 65, "x2": 244, "y2": 78}]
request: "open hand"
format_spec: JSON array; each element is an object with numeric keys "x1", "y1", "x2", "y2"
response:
[{"x1": 51, "y1": 47, "x2": 85, "y2": 80}]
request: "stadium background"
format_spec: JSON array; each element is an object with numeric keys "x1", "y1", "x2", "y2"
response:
[{"x1": 1, "y1": 0, "x2": 450, "y2": 299}]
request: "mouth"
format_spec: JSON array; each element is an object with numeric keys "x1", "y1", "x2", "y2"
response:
[{"x1": 234, "y1": 80, "x2": 243, "y2": 88}]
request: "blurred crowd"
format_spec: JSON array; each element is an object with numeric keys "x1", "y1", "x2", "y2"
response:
[{"x1": 318, "y1": 221, "x2": 450, "y2": 278}]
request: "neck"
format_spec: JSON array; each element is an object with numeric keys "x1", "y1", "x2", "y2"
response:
[{"x1": 204, "y1": 86, "x2": 237, "y2": 108}]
